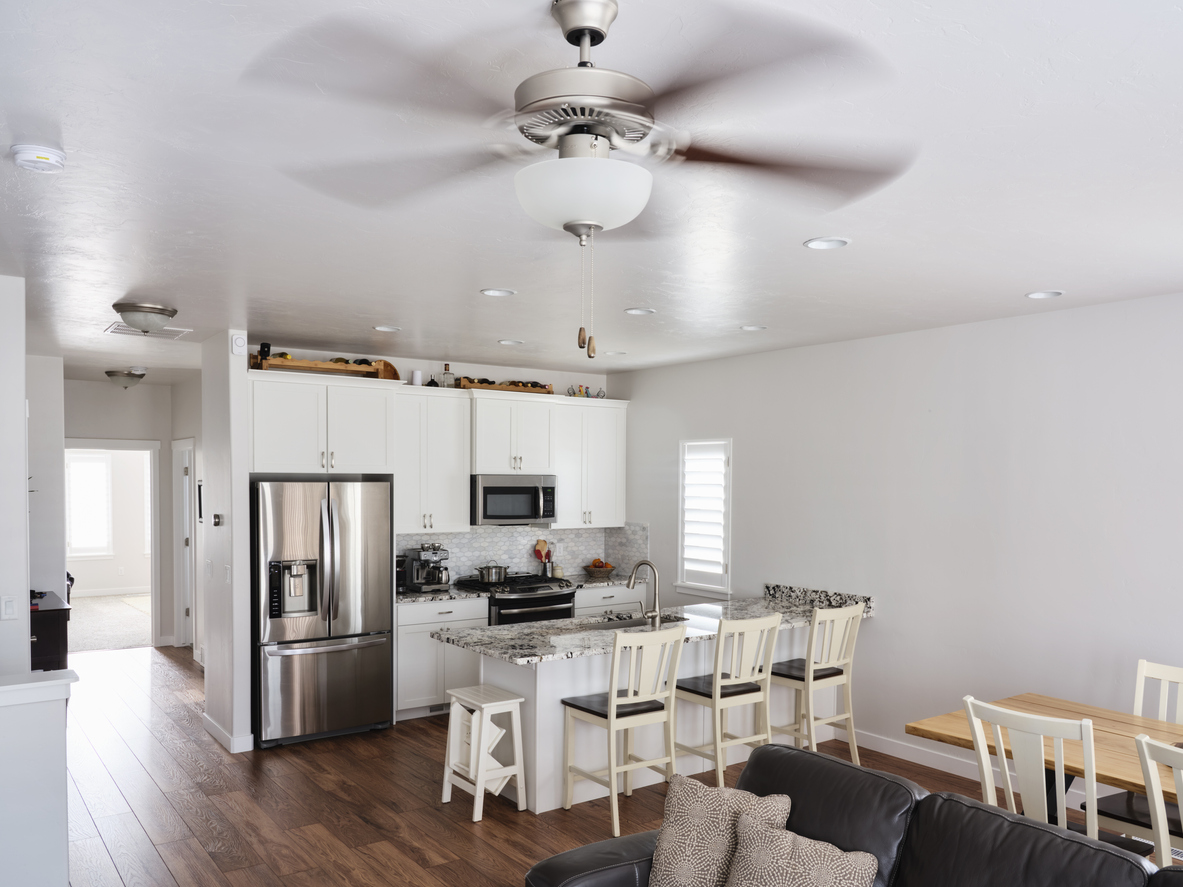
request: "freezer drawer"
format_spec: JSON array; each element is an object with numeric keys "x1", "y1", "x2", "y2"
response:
[{"x1": 258, "y1": 634, "x2": 392, "y2": 744}]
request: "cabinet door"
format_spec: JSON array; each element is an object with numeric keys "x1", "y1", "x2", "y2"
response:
[
  {"x1": 253, "y1": 381, "x2": 327, "y2": 473},
  {"x1": 584, "y1": 408, "x2": 623, "y2": 527},
  {"x1": 396, "y1": 623, "x2": 444, "y2": 709},
  {"x1": 327, "y1": 386, "x2": 395, "y2": 473},
  {"x1": 551, "y1": 405, "x2": 585, "y2": 528},
  {"x1": 441, "y1": 617, "x2": 488, "y2": 693},
  {"x1": 515, "y1": 400, "x2": 554, "y2": 473},
  {"x1": 425, "y1": 396, "x2": 471, "y2": 533},
  {"x1": 394, "y1": 394, "x2": 426, "y2": 533},
  {"x1": 472, "y1": 399, "x2": 516, "y2": 473}
]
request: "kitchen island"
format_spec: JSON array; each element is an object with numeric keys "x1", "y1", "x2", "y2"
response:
[{"x1": 431, "y1": 586, "x2": 872, "y2": 814}]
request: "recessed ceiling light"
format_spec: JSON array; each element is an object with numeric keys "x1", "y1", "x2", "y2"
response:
[
  {"x1": 803, "y1": 236, "x2": 850, "y2": 250},
  {"x1": 373, "y1": 325, "x2": 401, "y2": 332},
  {"x1": 1025, "y1": 291, "x2": 1063, "y2": 300},
  {"x1": 624, "y1": 307, "x2": 656, "y2": 315},
  {"x1": 604, "y1": 351, "x2": 627, "y2": 355},
  {"x1": 498, "y1": 339, "x2": 524, "y2": 345},
  {"x1": 741, "y1": 325, "x2": 767, "y2": 331},
  {"x1": 481, "y1": 288, "x2": 516, "y2": 297}
]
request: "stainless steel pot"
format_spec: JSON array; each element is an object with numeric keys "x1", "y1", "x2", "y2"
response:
[{"x1": 475, "y1": 561, "x2": 507, "y2": 583}]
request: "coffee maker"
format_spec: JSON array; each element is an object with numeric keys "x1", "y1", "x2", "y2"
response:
[{"x1": 409, "y1": 543, "x2": 451, "y2": 592}]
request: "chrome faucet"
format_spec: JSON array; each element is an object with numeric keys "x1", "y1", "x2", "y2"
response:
[{"x1": 627, "y1": 559, "x2": 662, "y2": 629}]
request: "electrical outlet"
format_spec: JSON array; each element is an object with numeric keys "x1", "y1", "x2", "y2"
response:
[{"x1": 554, "y1": 543, "x2": 564, "y2": 558}]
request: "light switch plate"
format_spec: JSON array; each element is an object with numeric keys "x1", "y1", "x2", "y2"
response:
[{"x1": 0, "y1": 596, "x2": 15, "y2": 620}]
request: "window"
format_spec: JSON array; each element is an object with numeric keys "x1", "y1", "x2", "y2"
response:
[
  {"x1": 678, "y1": 439, "x2": 731, "y2": 592},
  {"x1": 66, "y1": 451, "x2": 114, "y2": 557}
]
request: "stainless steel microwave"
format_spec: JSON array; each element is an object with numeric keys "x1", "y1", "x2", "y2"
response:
[{"x1": 471, "y1": 475, "x2": 557, "y2": 526}]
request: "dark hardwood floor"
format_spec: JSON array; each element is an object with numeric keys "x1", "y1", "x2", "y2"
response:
[{"x1": 61, "y1": 646, "x2": 1036, "y2": 886}]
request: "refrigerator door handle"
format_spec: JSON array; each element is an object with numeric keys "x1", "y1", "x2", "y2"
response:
[
  {"x1": 264, "y1": 636, "x2": 388, "y2": 657},
  {"x1": 320, "y1": 498, "x2": 333, "y2": 622},
  {"x1": 330, "y1": 497, "x2": 342, "y2": 621}
]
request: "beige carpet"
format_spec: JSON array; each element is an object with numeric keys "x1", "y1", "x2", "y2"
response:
[{"x1": 68, "y1": 594, "x2": 152, "y2": 652}]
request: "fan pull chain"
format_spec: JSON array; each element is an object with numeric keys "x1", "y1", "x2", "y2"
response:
[
  {"x1": 577, "y1": 237, "x2": 587, "y2": 349},
  {"x1": 587, "y1": 228, "x2": 596, "y2": 358}
]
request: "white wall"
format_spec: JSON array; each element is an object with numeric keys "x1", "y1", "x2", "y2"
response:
[
  {"x1": 64, "y1": 381, "x2": 175, "y2": 640},
  {"x1": 0, "y1": 276, "x2": 29, "y2": 675},
  {"x1": 26, "y1": 356, "x2": 65, "y2": 601},
  {"x1": 613, "y1": 291, "x2": 1183, "y2": 770},
  {"x1": 200, "y1": 331, "x2": 252, "y2": 752},
  {"x1": 67, "y1": 450, "x2": 152, "y2": 596}
]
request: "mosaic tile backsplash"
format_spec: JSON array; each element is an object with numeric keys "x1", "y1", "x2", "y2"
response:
[
  {"x1": 398, "y1": 526, "x2": 609, "y2": 580},
  {"x1": 606, "y1": 523, "x2": 649, "y2": 572}
]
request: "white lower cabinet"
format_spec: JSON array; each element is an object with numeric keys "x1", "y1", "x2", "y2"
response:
[
  {"x1": 573, "y1": 584, "x2": 645, "y2": 618},
  {"x1": 396, "y1": 598, "x2": 488, "y2": 713}
]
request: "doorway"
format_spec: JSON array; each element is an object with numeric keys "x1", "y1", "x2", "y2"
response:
[{"x1": 64, "y1": 439, "x2": 161, "y2": 651}]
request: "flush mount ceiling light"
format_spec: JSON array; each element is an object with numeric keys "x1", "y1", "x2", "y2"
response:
[
  {"x1": 373, "y1": 325, "x2": 401, "y2": 332},
  {"x1": 498, "y1": 339, "x2": 525, "y2": 345},
  {"x1": 803, "y1": 236, "x2": 851, "y2": 250},
  {"x1": 1025, "y1": 291, "x2": 1063, "y2": 300},
  {"x1": 481, "y1": 288, "x2": 517, "y2": 297},
  {"x1": 112, "y1": 300, "x2": 179, "y2": 334},
  {"x1": 741, "y1": 325, "x2": 767, "y2": 331},
  {"x1": 624, "y1": 307, "x2": 656, "y2": 315},
  {"x1": 10, "y1": 145, "x2": 66, "y2": 173},
  {"x1": 105, "y1": 368, "x2": 146, "y2": 389}
]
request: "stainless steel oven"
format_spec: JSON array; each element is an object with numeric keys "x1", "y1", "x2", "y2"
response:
[{"x1": 471, "y1": 474, "x2": 556, "y2": 526}]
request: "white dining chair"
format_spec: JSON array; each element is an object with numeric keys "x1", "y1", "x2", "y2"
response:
[
  {"x1": 1092, "y1": 659, "x2": 1183, "y2": 853},
  {"x1": 769, "y1": 604, "x2": 864, "y2": 765},
  {"x1": 561, "y1": 623, "x2": 687, "y2": 837},
  {"x1": 674, "y1": 613, "x2": 782, "y2": 787},
  {"x1": 1135, "y1": 733, "x2": 1183, "y2": 864},
  {"x1": 963, "y1": 695, "x2": 1099, "y2": 839}
]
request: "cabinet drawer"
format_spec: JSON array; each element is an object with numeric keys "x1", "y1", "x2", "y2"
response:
[
  {"x1": 574, "y1": 585, "x2": 644, "y2": 613},
  {"x1": 398, "y1": 598, "x2": 488, "y2": 626}
]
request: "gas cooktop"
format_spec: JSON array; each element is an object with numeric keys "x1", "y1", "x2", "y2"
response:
[{"x1": 453, "y1": 572, "x2": 574, "y2": 598}]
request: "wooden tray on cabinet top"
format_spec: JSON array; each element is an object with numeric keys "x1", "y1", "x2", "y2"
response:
[{"x1": 250, "y1": 355, "x2": 399, "y2": 380}]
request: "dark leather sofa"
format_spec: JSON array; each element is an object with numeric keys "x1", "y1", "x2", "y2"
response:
[{"x1": 526, "y1": 745, "x2": 1181, "y2": 887}]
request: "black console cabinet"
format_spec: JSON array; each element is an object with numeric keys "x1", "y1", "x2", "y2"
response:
[{"x1": 31, "y1": 590, "x2": 70, "y2": 671}]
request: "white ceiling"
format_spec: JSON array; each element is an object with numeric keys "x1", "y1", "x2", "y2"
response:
[{"x1": 5, "y1": 0, "x2": 1183, "y2": 380}]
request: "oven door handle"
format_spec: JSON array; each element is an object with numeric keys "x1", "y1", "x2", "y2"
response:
[{"x1": 497, "y1": 603, "x2": 573, "y2": 616}]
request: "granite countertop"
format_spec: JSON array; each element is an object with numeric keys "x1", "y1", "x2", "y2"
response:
[
  {"x1": 396, "y1": 589, "x2": 491, "y2": 603},
  {"x1": 430, "y1": 586, "x2": 874, "y2": 666}
]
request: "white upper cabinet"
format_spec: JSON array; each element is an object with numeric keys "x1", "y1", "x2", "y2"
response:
[
  {"x1": 471, "y1": 392, "x2": 554, "y2": 473},
  {"x1": 551, "y1": 400, "x2": 627, "y2": 528},
  {"x1": 395, "y1": 389, "x2": 471, "y2": 533},
  {"x1": 251, "y1": 375, "x2": 397, "y2": 474},
  {"x1": 252, "y1": 380, "x2": 327, "y2": 473}
]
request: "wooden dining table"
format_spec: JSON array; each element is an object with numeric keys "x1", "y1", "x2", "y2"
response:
[{"x1": 905, "y1": 693, "x2": 1183, "y2": 804}]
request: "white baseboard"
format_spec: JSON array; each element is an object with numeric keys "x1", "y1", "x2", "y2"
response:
[
  {"x1": 70, "y1": 586, "x2": 151, "y2": 598},
  {"x1": 832, "y1": 726, "x2": 1121, "y2": 806},
  {"x1": 202, "y1": 713, "x2": 254, "y2": 754},
  {"x1": 157, "y1": 635, "x2": 176, "y2": 647}
]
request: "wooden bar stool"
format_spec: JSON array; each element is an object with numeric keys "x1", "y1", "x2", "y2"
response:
[
  {"x1": 674, "y1": 613, "x2": 782, "y2": 786},
  {"x1": 442, "y1": 684, "x2": 527, "y2": 822}
]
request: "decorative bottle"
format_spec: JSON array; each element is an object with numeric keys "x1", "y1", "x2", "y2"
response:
[{"x1": 441, "y1": 363, "x2": 455, "y2": 389}]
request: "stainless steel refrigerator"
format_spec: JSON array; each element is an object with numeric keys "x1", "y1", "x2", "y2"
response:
[{"x1": 251, "y1": 477, "x2": 392, "y2": 747}]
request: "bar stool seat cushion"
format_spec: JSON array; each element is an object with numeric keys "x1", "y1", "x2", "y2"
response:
[
  {"x1": 771, "y1": 658, "x2": 844, "y2": 681},
  {"x1": 677, "y1": 673, "x2": 761, "y2": 699},
  {"x1": 561, "y1": 689, "x2": 666, "y2": 719}
]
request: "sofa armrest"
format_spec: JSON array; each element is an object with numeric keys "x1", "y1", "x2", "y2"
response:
[
  {"x1": 1151, "y1": 867, "x2": 1183, "y2": 886},
  {"x1": 526, "y1": 830, "x2": 658, "y2": 887}
]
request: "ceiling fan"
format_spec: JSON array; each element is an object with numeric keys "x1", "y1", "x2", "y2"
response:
[{"x1": 241, "y1": 0, "x2": 910, "y2": 226}]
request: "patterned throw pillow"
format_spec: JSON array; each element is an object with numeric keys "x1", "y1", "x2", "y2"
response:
[
  {"x1": 650, "y1": 774, "x2": 792, "y2": 887},
  {"x1": 724, "y1": 814, "x2": 878, "y2": 887}
]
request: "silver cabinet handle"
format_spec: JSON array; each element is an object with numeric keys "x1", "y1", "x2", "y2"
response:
[
  {"x1": 588, "y1": 510, "x2": 592, "y2": 524},
  {"x1": 429, "y1": 514, "x2": 433, "y2": 528},
  {"x1": 30, "y1": 635, "x2": 37, "y2": 643},
  {"x1": 330, "y1": 451, "x2": 335, "y2": 469},
  {"x1": 422, "y1": 514, "x2": 427, "y2": 528},
  {"x1": 321, "y1": 451, "x2": 326, "y2": 468},
  {"x1": 603, "y1": 595, "x2": 615, "y2": 600},
  {"x1": 438, "y1": 610, "x2": 454, "y2": 615}
]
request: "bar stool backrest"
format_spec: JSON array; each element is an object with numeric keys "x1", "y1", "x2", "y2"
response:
[
  {"x1": 713, "y1": 613, "x2": 782, "y2": 694},
  {"x1": 805, "y1": 604, "x2": 864, "y2": 678},
  {"x1": 609, "y1": 624, "x2": 687, "y2": 718}
]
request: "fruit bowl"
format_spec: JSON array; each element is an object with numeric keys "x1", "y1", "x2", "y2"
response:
[{"x1": 583, "y1": 565, "x2": 616, "y2": 581}]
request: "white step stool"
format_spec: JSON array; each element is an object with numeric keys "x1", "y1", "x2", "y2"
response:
[{"x1": 442, "y1": 684, "x2": 527, "y2": 821}]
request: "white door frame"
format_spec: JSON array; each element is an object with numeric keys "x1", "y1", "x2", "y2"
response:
[
  {"x1": 172, "y1": 439, "x2": 196, "y2": 647},
  {"x1": 65, "y1": 438, "x2": 162, "y2": 648}
]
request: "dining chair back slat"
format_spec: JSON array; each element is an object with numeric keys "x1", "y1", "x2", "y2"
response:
[
  {"x1": 1135, "y1": 733, "x2": 1183, "y2": 863},
  {"x1": 1134, "y1": 660, "x2": 1183, "y2": 724}
]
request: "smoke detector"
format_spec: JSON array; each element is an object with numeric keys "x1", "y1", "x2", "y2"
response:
[{"x1": 10, "y1": 145, "x2": 66, "y2": 173}]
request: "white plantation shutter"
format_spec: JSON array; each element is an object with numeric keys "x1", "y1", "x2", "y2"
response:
[{"x1": 679, "y1": 440, "x2": 730, "y2": 590}]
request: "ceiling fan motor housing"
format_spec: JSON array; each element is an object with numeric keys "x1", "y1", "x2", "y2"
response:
[
  {"x1": 514, "y1": 66, "x2": 654, "y2": 148},
  {"x1": 551, "y1": 0, "x2": 619, "y2": 46}
]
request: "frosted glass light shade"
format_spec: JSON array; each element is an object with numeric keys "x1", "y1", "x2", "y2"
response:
[{"x1": 515, "y1": 157, "x2": 652, "y2": 232}]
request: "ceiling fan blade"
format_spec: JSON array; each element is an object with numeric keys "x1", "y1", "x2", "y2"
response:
[
  {"x1": 241, "y1": 16, "x2": 507, "y2": 121},
  {"x1": 643, "y1": 6, "x2": 883, "y2": 114},
  {"x1": 282, "y1": 150, "x2": 507, "y2": 208},
  {"x1": 674, "y1": 144, "x2": 912, "y2": 203}
]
